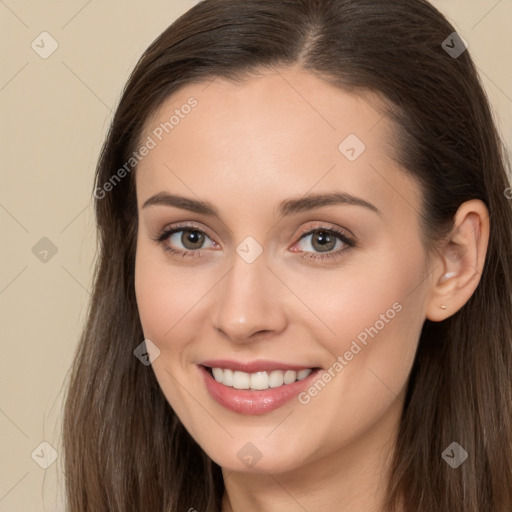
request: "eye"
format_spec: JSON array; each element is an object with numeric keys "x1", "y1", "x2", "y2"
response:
[
  {"x1": 154, "y1": 223, "x2": 217, "y2": 259},
  {"x1": 292, "y1": 226, "x2": 356, "y2": 261},
  {"x1": 153, "y1": 223, "x2": 356, "y2": 262}
]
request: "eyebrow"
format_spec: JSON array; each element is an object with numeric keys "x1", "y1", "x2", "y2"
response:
[{"x1": 142, "y1": 191, "x2": 381, "y2": 218}]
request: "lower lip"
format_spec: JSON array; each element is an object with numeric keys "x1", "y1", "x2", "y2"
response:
[{"x1": 198, "y1": 365, "x2": 321, "y2": 415}]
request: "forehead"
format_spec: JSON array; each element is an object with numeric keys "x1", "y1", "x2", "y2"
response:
[
  {"x1": 140, "y1": 66, "x2": 390, "y2": 154},
  {"x1": 136, "y1": 67, "x2": 418, "y2": 222}
]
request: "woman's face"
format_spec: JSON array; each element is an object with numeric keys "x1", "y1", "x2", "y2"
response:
[{"x1": 134, "y1": 66, "x2": 433, "y2": 473}]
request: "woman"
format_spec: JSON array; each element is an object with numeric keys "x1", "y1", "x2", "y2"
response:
[{"x1": 62, "y1": 0, "x2": 512, "y2": 510}]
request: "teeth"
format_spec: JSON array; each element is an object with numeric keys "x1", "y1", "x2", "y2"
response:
[
  {"x1": 233, "y1": 371, "x2": 250, "y2": 389},
  {"x1": 210, "y1": 367, "x2": 313, "y2": 390},
  {"x1": 223, "y1": 368, "x2": 234, "y2": 386},
  {"x1": 250, "y1": 371, "x2": 268, "y2": 390},
  {"x1": 283, "y1": 370, "x2": 296, "y2": 384},
  {"x1": 297, "y1": 369, "x2": 312, "y2": 380},
  {"x1": 212, "y1": 367, "x2": 223, "y2": 381},
  {"x1": 269, "y1": 370, "x2": 284, "y2": 388}
]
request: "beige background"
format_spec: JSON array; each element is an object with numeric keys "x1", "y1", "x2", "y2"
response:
[{"x1": 1, "y1": 1, "x2": 511, "y2": 510}]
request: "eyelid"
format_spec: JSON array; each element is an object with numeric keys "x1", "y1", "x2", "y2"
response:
[
  {"x1": 156, "y1": 221, "x2": 215, "y2": 242},
  {"x1": 294, "y1": 221, "x2": 355, "y2": 241},
  {"x1": 290, "y1": 223, "x2": 356, "y2": 260},
  {"x1": 154, "y1": 221, "x2": 218, "y2": 251},
  {"x1": 154, "y1": 221, "x2": 357, "y2": 261}
]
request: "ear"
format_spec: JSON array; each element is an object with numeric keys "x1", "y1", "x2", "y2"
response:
[{"x1": 425, "y1": 199, "x2": 490, "y2": 322}]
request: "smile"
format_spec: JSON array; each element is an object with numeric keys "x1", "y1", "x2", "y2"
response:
[
  {"x1": 198, "y1": 361, "x2": 323, "y2": 415},
  {"x1": 209, "y1": 367, "x2": 313, "y2": 390}
]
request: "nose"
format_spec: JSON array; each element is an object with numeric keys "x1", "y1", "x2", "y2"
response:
[{"x1": 212, "y1": 248, "x2": 288, "y2": 343}]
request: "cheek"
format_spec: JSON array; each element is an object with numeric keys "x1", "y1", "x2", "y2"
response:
[
  {"x1": 291, "y1": 258, "x2": 426, "y2": 454},
  {"x1": 134, "y1": 243, "x2": 190, "y2": 346},
  {"x1": 135, "y1": 250, "x2": 170, "y2": 342},
  {"x1": 301, "y1": 246, "x2": 424, "y2": 343},
  {"x1": 134, "y1": 242, "x2": 218, "y2": 356},
  {"x1": 134, "y1": 245, "x2": 202, "y2": 416},
  {"x1": 304, "y1": 240, "x2": 427, "y2": 387}
]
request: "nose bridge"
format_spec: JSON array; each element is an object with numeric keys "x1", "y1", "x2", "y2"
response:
[{"x1": 213, "y1": 242, "x2": 285, "y2": 341}]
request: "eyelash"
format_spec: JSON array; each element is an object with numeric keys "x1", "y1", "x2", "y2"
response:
[{"x1": 153, "y1": 222, "x2": 357, "y2": 262}]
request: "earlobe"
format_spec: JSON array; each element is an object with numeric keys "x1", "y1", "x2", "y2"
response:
[{"x1": 425, "y1": 200, "x2": 490, "y2": 322}]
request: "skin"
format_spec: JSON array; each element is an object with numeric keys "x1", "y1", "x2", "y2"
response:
[{"x1": 134, "y1": 66, "x2": 489, "y2": 512}]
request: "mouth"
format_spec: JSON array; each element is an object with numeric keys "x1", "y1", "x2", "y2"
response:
[
  {"x1": 201, "y1": 365, "x2": 321, "y2": 391},
  {"x1": 198, "y1": 362, "x2": 323, "y2": 415}
]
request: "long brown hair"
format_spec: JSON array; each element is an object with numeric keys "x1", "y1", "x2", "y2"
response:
[{"x1": 62, "y1": 1, "x2": 512, "y2": 510}]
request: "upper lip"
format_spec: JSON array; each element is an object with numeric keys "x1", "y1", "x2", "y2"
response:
[{"x1": 199, "y1": 359, "x2": 320, "y2": 373}]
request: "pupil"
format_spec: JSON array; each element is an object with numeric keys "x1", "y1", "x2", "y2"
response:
[
  {"x1": 314, "y1": 230, "x2": 335, "y2": 251},
  {"x1": 183, "y1": 230, "x2": 204, "y2": 248}
]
